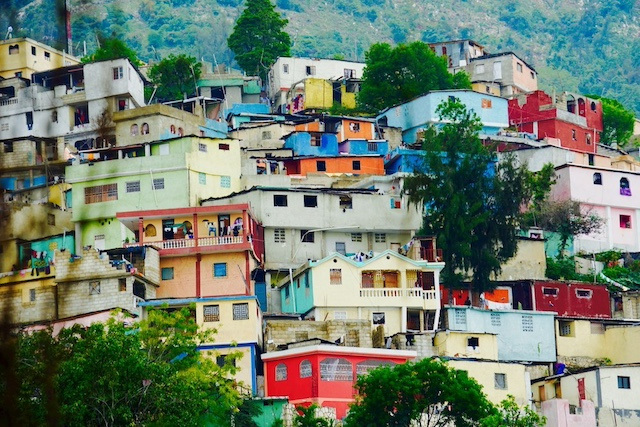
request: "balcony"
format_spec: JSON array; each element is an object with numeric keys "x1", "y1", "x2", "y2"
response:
[
  {"x1": 420, "y1": 248, "x2": 443, "y2": 262},
  {"x1": 359, "y1": 287, "x2": 438, "y2": 307},
  {"x1": 125, "y1": 234, "x2": 246, "y2": 251}
]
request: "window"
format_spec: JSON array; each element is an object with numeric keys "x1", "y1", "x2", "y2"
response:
[
  {"x1": 559, "y1": 320, "x2": 573, "y2": 337},
  {"x1": 618, "y1": 376, "x2": 631, "y2": 389},
  {"x1": 119, "y1": 278, "x2": 126, "y2": 292},
  {"x1": 126, "y1": 181, "x2": 140, "y2": 193},
  {"x1": 530, "y1": 71, "x2": 536, "y2": 79},
  {"x1": 475, "y1": 63, "x2": 485, "y2": 73},
  {"x1": 351, "y1": 233, "x2": 362, "y2": 242},
  {"x1": 84, "y1": 184, "x2": 118, "y2": 204},
  {"x1": 273, "y1": 194, "x2": 288, "y2": 207},
  {"x1": 283, "y1": 63, "x2": 289, "y2": 73},
  {"x1": 344, "y1": 68, "x2": 356, "y2": 78},
  {"x1": 572, "y1": 129, "x2": 577, "y2": 140},
  {"x1": 151, "y1": 178, "x2": 164, "y2": 190},
  {"x1": 336, "y1": 242, "x2": 346, "y2": 255},
  {"x1": 494, "y1": 373, "x2": 507, "y2": 389},
  {"x1": 490, "y1": 313, "x2": 501, "y2": 326},
  {"x1": 349, "y1": 122, "x2": 361, "y2": 132},
  {"x1": 233, "y1": 303, "x2": 249, "y2": 320},
  {"x1": 44, "y1": 51, "x2": 50, "y2": 61},
  {"x1": 576, "y1": 289, "x2": 593, "y2": 298},
  {"x1": 141, "y1": 123, "x2": 149, "y2": 134},
  {"x1": 29, "y1": 288, "x2": 36, "y2": 302},
  {"x1": 276, "y1": 363, "x2": 287, "y2": 381},
  {"x1": 340, "y1": 195, "x2": 353, "y2": 210},
  {"x1": 374, "y1": 233, "x2": 386, "y2": 243},
  {"x1": 300, "y1": 230, "x2": 315, "y2": 243},
  {"x1": 89, "y1": 281, "x2": 101, "y2": 295},
  {"x1": 4, "y1": 141, "x2": 13, "y2": 153},
  {"x1": 144, "y1": 224, "x2": 157, "y2": 237},
  {"x1": 467, "y1": 337, "x2": 480, "y2": 348},
  {"x1": 304, "y1": 195, "x2": 318, "y2": 207},
  {"x1": 8, "y1": 44, "x2": 19, "y2": 55},
  {"x1": 113, "y1": 66, "x2": 124, "y2": 80},
  {"x1": 199, "y1": 143, "x2": 207, "y2": 152},
  {"x1": 47, "y1": 213, "x2": 55, "y2": 226},
  {"x1": 316, "y1": 160, "x2": 326, "y2": 172},
  {"x1": 118, "y1": 98, "x2": 127, "y2": 111},
  {"x1": 199, "y1": 173, "x2": 206, "y2": 185},
  {"x1": 516, "y1": 62, "x2": 523, "y2": 73},
  {"x1": 320, "y1": 358, "x2": 352, "y2": 381},
  {"x1": 372, "y1": 312, "x2": 385, "y2": 325},
  {"x1": 220, "y1": 175, "x2": 231, "y2": 188},
  {"x1": 216, "y1": 354, "x2": 236, "y2": 368},
  {"x1": 213, "y1": 263, "x2": 227, "y2": 278},
  {"x1": 274, "y1": 228, "x2": 286, "y2": 243},
  {"x1": 31, "y1": 46, "x2": 36, "y2": 55},
  {"x1": 334, "y1": 311, "x2": 347, "y2": 320},
  {"x1": 204, "y1": 305, "x2": 220, "y2": 322},
  {"x1": 587, "y1": 134, "x2": 592, "y2": 145},
  {"x1": 593, "y1": 173, "x2": 602, "y2": 185},
  {"x1": 161, "y1": 267, "x2": 174, "y2": 280},
  {"x1": 352, "y1": 160, "x2": 361, "y2": 170},
  {"x1": 130, "y1": 124, "x2": 139, "y2": 136},
  {"x1": 330, "y1": 269, "x2": 342, "y2": 284},
  {"x1": 306, "y1": 65, "x2": 316, "y2": 75},
  {"x1": 542, "y1": 287, "x2": 558, "y2": 296},
  {"x1": 300, "y1": 360, "x2": 312, "y2": 378},
  {"x1": 620, "y1": 178, "x2": 631, "y2": 196},
  {"x1": 522, "y1": 315, "x2": 534, "y2": 332},
  {"x1": 620, "y1": 215, "x2": 632, "y2": 229},
  {"x1": 262, "y1": 130, "x2": 272, "y2": 139},
  {"x1": 219, "y1": 143, "x2": 230, "y2": 150},
  {"x1": 481, "y1": 98, "x2": 492, "y2": 108}
]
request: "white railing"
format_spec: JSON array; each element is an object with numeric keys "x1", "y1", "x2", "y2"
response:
[
  {"x1": 198, "y1": 235, "x2": 244, "y2": 246},
  {"x1": 0, "y1": 98, "x2": 18, "y2": 107},
  {"x1": 359, "y1": 287, "x2": 439, "y2": 301},
  {"x1": 423, "y1": 290, "x2": 438, "y2": 300},
  {"x1": 161, "y1": 239, "x2": 195, "y2": 249},
  {"x1": 124, "y1": 235, "x2": 245, "y2": 250}
]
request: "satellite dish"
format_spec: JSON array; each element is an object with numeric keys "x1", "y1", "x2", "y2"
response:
[{"x1": 6, "y1": 26, "x2": 13, "y2": 40}]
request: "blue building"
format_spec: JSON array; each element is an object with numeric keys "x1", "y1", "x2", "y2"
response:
[{"x1": 376, "y1": 90, "x2": 508, "y2": 144}]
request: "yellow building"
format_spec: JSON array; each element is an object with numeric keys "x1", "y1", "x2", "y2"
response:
[
  {"x1": 0, "y1": 37, "x2": 80, "y2": 80},
  {"x1": 286, "y1": 77, "x2": 359, "y2": 113},
  {"x1": 434, "y1": 330, "x2": 499, "y2": 360}
]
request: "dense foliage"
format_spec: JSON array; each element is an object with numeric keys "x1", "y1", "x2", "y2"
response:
[
  {"x1": 0, "y1": 308, "x2": 246, "y2": 426},
  {"x1": 81, "y1": 36, "x2": 142, "y2": 67},
  {"x1": 344, "y1": 358, "x2": 496, "y2": 427},
  {"x1": 404, "y1": 99, "x2": 550, "y2": 292},
  {"x1": 147, "y1": 54, "x2": 202, "y2": 103},
  {"x1": 588, "y1": 95, "x2": 636, "y2": 147},
  {"x1": 227, "y1": 0, "x2": 291, "y2": 81},
  {"x1": 480, "y1": 395, "x2": 546, "y2": 427}
]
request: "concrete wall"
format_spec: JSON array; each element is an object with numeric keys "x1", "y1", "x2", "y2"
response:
[
  {"x1": 493, "y1": 238, "x2": 546, "y2": 281},
  {"x1": 541, "y1": 399, "x2": 596, "y2": 427},
  {"x1": 434, "y1": 331, "x2": 499, "y2": 360},
  {"x1": 263, "y1": 319, "x2": 372, "y2": 352}
]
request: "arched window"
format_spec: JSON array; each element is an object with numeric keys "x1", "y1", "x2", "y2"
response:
[
  {"x1": 144, "y1": 224, "x2": 157, "y2": 237},
  {"x1": 141, "y1": 123, "x2": 149, "y2": 135},
  {"x1": 178, "y1": 127, "x2": 184, "y2": 136},
  {"x1": 320, "y1": 358, "x2": 352, "y2": 381},
  {"x1": 356, "y1": 360, "x2": 396, "y2": 377},
  {"x1": 620, "y1": 177, "x2": 631, "y2": 196},
  {"x1": 170, "y1": 124, "x2": 176, "y2": 134},
  {"x1": 593, "y1": 173, "x2": 602, "y2": 185},
  {"x1": 586, "y1": 134, "x2": 592, "y2": 145},
  {"x1": 590, "y1": 101, "x2": 597, "y2": 112},
  {"x1": 300, "y1": 360, "x2": 312, "y2": 378},
  {"x1": 275, "y1": 363, "x2": 287, "y2": 381},
  {"x1": 130, "y1": 124, "x2": 139, "y2": 136}
]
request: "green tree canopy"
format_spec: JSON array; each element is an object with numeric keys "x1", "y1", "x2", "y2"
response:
[
  {"x1": 588, "y1": 95, "x2": 635, "y2": 147},
  {"x1": 404, "y1": 100, "x2": 550, "y2": 293},
  {"x1": 357, "y1": 41, "x2": 471, "y2": 113},
  {"x1": 344, "y1": 358, "x2": 496, "y2": 427},
  {"x1": 147, "y1": 54, "x2": 202, "y2": 103},
  {"x1": 82, "y1": 36, "x2": 143, "y2": 67},
  {"x1": 4, "y1": 308, "x2": 244, "y2": 426},
  {"x1": 227, "y1": 0, "x2": 291, "y2": 82},
  {"x1": 480, "y1": 395, "x2": 546, "y2": 427}
]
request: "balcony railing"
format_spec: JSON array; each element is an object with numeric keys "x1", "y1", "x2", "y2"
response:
[
  {"x1": 420, "y1": 248, "x2": 443, "y2": 262},
  {"x1": 359, "y1": 288, "x2": 438, "y2": 300},
  {"x1": 125, "y1": 234, "x2": 245, "y2": 250}
]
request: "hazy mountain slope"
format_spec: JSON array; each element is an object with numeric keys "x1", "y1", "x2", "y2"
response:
[{"x1": 4, "y1": 0, "x2": 640, "y2": 114}]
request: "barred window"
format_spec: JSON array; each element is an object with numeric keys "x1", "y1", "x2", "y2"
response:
[
  {"x1": 220, "y1": 176, "x2": 231, "y2": 188},
  {"x1": 199, "y1": 173, "x2": 206, "y2": 185},
  {"x1": 374, "y1": 233, "x2": 386, "y2": 243},
  {"x1": 85, "y1": 184, "x2": 118, "y2": 204},
  {"x1": 490, "y1": 313, "x2": 501, "y2": 327},
  {"x1": 300, "y1": 360, "x2": 312, "y2": 378},
  {"x1": 232, "y1": 303, "x2": 249, "y2": 320},
  {"x1": 274, "y1": 228, "x2": 286, "y2": 243},
  {"x1": 320, "y1": 358, "x2": 352, "y2": 381},
  {"x1": 152, "y1": 178, "x2": 164, "y2": 190},
  {"x1": 203, "y1": 305, "x2": 220, "y2": 322},
  {"x1": 126, "y1": 181, "x2": 140, "y2": 193},
  {"x1": 351, "y1": 233, "x2": 362, "y2": 242},
  {"x1": 356, "y1": 360, "x2": 395, "y2": 376},
  {"x1": 521, "y1": 315, "x2": 534, "y2": 332},
  {"x1": 276, "y1": 363, "x2": 287, "y2": 381}
]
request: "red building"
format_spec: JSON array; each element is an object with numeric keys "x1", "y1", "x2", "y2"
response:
[
  {"x1": 262, "y1": 343, "x2": 416, "y2": 419},
  {"x1": 441, "y1": 280, "x2": 611, "y2": 319},
  {"x1": 508, "y1": 91, "x2": 603, "y2": 153}
]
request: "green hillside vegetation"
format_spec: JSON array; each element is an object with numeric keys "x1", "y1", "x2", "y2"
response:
[{"x1": 4, "y1": 0, "x2": 640, "y2": 116}]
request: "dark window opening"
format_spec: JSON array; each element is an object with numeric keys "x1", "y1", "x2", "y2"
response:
[
  {"x1": 316, "y1": 160, "x2": 326, "y2": 171},
  {"x1": 301, "y1": 229, "x2": 315, "y2": 243},
  {"x1": 467, "y1": 337, "x2": 479, "y2": 348},
  {"x1": 273, "y1": 194, "x2": 288, "y2": 207},
  {"x1": 352, "y1": 160, "x2": 361, "y2": 170},
  {"x1": 593, "y1": 173, "x2": 602, "y2": 185},
  {"x1": 304, "y1": 195, "x2": 317, "y2": 207}
]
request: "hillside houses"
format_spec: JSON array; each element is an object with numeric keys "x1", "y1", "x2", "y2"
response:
[{"x1": 2, "y1": 37, "x2": 640, "y2": 427}]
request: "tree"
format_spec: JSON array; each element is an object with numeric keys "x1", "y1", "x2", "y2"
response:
[
  {"x1": 590, "y1": 96, "x2": 635, "y2": 147},
  {"x1": 534, "y1": 199, "x2": 604, "y2": 257},
  {"x1": 147, "y1": 54, "x2": 202, "y2": 103},
  {"x1": 480, "y1": 395, "x2": 546, "y2": 427},
  {"x1": 82, "y1": 36, "x2": 143, "y2": 67},
  {"x1": 404, "y1": 99, "x2": 549, "y2": 294},
  {"x1": 7, "y1": 307, "x2": 244, "y2": 426},
  {"x1": 294, "y1": 404, "x2": 333, "y2": 427},
  {"x1": 227, "y1": 0, "x2": 291, "y2": 81},
  {"x1": 357, "y1": 41, "x2": 471, "y2": 113},
  {"x1": 344, "y1": 358, "x2": 496, "y2": 427}
]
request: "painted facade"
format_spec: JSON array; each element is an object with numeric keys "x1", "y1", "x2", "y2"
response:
[
  {"x1": 262, "y1": 344, "x2": 416, "y2": 419},
  {"x1": 434, "y1": 331, "x2": 499, "y2": 360},
  {"x1": 468, "y1": 52, "x2": 538, "y2": 97},
  {"x1": 508, "y1": 91, "x2": 603, "y2": 153},
  {"x1": 0, "y1": 37, "x2": 80, "y2": 80},
  {"x1": 282, "y1": 155, "x2": 385, "y2": 177},
  {"x1": 428, "y1": 39, "x2": 487, "y2": 72},
  {"x1": 444, "y1": 306, "x2": 557, "y2": 362},
  {"x1": 285, "y1": 78, "x2": 359, "y2": 113},
  {"x1": 279, "y1": 250, "x2": 443, "y2": 334},
  {"x1": 376, "y1": 90, "x2": 508, "y2": 144},
  {"x1": 66, "y1": 136, "x2": 241, "y2": 250},
  {"x1": 202, "y1": 187, "x2": 424, "y2": 272}
]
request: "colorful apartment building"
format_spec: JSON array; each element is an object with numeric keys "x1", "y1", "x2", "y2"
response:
[
  {"x1": 0, "y1": 37, "x2": 80, "y2": 80},
  {"x1": 468, "y1": 52, "x2": 538, "y2": 98},
  {"x1": 508, "y1": 91, "x2": 603, "y2": 153},
  {"x1": 262, "y1": 343, "x2": 416, "y2": 419},
  {"x1": 278, "y1": 250, "x2": 443, "y2": 334}
]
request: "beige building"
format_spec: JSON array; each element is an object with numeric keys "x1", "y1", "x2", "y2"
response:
[
  {"x1": 468, "y1": 52, "x2": 537, "y2": 98},
  {"x1": 0, "y1": 37, "x2": 80, "y2": 80}
]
